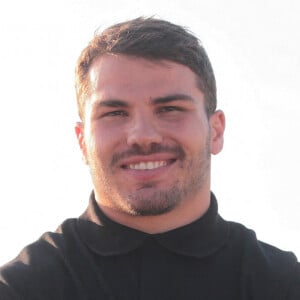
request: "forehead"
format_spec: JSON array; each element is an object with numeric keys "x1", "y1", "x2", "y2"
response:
[{"x1": 88, "y1": 54, "x2": 201, "y2": 102}]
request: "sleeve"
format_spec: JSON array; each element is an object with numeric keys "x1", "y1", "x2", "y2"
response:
[
  {"x1": 0, "y1": 281, "x2": 20, "y2": 300},
  {"x1": 0, "y1": 221, "x2": 93, "y2": 300},
  {"x1": 287, "y1": 262, "x2": 300, "y2": 300},
  {"x1": 0, "y1": 231, "x2": 67, "y2": 300}
]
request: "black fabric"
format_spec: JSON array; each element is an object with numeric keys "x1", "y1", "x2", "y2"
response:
[{"x1": 0, "y1": 192, "x2": 299, "y2": 300}]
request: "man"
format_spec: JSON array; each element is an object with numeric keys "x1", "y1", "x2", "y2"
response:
[{"x1": 0, "y1": 17, "x2": 299, "y2": 299}]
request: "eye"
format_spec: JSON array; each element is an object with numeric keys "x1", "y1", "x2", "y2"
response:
[
  {"x1": 158, "y1": 106, "x2": 183, "y2": 113},
  {"x1": 102, "y1": 110, "x2": 128, "y2": 118}
]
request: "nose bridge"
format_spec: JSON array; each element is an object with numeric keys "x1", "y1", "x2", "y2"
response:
[{"x1": 127, "y1": 108, "x2": 162, "y2": 147}]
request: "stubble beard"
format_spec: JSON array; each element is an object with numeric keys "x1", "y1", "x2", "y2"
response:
[
  {"x1": 125, "y1": 148, "x2": 210, "y2": 216},
  {"x1": 89, "y1": 137, "x2": 211, "y2": 217}
]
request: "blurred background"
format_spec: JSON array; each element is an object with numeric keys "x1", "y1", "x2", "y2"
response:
[{"x1": 0, "y1": 0, "x2": 299, "y2": 265}]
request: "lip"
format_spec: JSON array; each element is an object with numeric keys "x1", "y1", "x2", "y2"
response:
[
  {"x1": 118, "y1": 153, "x2": 177, "y2": 167},
  {"x1": 118, "y1": 153, "x2": 178, "y2": 181}
]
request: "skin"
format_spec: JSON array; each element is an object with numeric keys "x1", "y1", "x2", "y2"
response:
[{"x1": 75, "y1": 54, "x2": 225, "y2": 233}]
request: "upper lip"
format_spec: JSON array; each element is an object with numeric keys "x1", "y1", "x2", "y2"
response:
[{"x1": 118, "y1": 153, "x2": 177, "y2": 168}]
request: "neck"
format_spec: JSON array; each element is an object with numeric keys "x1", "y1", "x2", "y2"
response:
[{"x1": 97, "y1": 188, "x2": 211, "y2": 234}]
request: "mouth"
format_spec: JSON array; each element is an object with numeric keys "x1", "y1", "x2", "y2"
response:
[{"x1": 121, "y1": 159, "x2": 176, "y2": 170}]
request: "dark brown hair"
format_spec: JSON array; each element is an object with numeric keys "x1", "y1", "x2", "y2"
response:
[{"x1": 75, "y1": 17, "x2": 217, "y2": 120}]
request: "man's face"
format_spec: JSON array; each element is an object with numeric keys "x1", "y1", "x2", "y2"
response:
[{"x1": 76, "y1": 54, "x2": 224, "y2": 216}]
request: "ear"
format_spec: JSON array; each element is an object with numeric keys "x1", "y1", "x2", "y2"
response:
[
  {"x1": 75, "y1": 122, "x2": 88, "y2": 164},
  {"x1": 209, "y1": 110, "x2": 225, "y2": 155}
]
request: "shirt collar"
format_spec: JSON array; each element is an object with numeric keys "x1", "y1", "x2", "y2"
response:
[{"x1": 77, "y1": 192, "x2": 229, "y2": 258}]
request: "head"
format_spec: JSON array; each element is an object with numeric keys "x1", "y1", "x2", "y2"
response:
[
  {"x1": 75, "y1": 17, "x2": 225, "y2": 229},
  {"x1": 75, "y1": 17, "x2": 217, "y2": 121}
]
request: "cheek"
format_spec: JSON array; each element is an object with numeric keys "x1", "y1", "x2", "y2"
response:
[
  {"x1": 173, "y1": 118, "x2": 208, "y2": 146},
  {"x1": 90, "y1": 124, "x2": 124, "y2": 157}
]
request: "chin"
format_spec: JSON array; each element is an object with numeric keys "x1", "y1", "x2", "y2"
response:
[{"x1": 123, "y1": 186, "x2": 182, "y2": 216}]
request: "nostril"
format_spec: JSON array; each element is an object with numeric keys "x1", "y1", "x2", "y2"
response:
[{"x1": 127, "y1": 129, "x2": 163, "y2": 147}]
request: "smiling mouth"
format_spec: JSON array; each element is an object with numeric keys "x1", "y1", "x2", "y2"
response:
[{"x1": 122, "y1": 160, "x2": 176, "y2": 170}]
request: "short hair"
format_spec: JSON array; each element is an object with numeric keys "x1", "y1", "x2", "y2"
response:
[{"x1": 75, "y1": 17, "x2": 217, "y2": 120}]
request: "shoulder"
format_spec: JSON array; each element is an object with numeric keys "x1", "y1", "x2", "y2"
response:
[
  {"x1": 0, "y1": 218, "x2": 85, "y2": 299},
  {"x1": 227, "y1": 221, "x2": 300, "y2": 299},
  {"x1": 227, "y1": 221, "x2": 298, "y2": 264}
]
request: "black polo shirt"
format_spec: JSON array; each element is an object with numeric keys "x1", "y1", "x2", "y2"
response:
[{"x1": 1, "y1": 192, "x2": 299, "y2": 299}]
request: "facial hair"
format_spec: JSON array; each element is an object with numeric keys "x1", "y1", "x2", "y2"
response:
[
  {"x1": 125, "y1": 138, "x2": 211, "y2": 216},
  {"x1": 88, "y1": 135, "x2": 211, "y2": 217}
]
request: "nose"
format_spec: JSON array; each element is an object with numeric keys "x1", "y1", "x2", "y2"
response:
[{"x1": 126, "y1": 114, "x2": 163, "y2": 148}]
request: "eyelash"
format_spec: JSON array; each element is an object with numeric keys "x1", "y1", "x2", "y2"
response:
[
  {"x1": 158, "y1": 106, "x2": 183, "y2": 113},
  {"x1": 102, "y1": 110, "x2": 128, "y2": 117},
  {"x1": 100, "y1": 106, "x2": 184, "y2": 119}
]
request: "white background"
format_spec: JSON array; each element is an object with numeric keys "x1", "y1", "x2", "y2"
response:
[{"x1": 0, "y1": 0, "x2": 299, "y2": 265}]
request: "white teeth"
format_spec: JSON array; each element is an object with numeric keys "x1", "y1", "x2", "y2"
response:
[{"x1": 129, "y1": 161, "x2": 167, "y2": 170}]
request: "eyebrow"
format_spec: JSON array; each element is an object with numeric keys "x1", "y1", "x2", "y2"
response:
[
  {"x1": 151, "y1": 94, "x2": 195, "y2": 104},
  {"x1": 95, "y1": 99, "x2": 129, "y2": 108},
  {"x1": 94, "y1": 94, "x2": 195, "y2": 108}
]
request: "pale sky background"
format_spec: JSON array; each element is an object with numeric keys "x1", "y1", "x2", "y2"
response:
[{"x1": 0, "y1": 0, "x2": 299, "y2": 265}]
